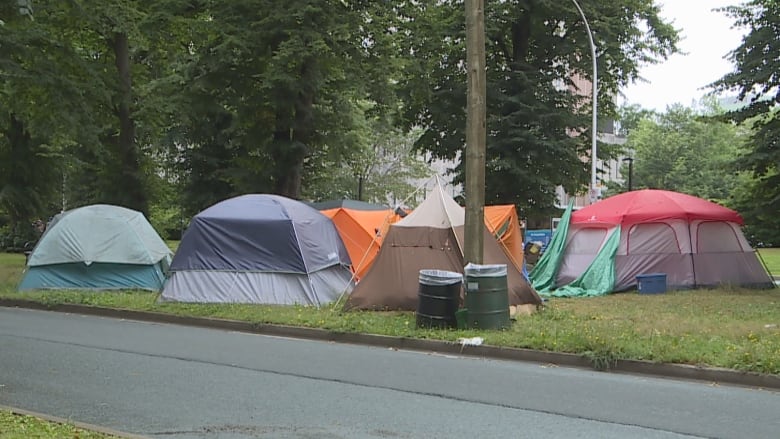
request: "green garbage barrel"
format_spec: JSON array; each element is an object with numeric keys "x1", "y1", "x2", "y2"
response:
[
  {"x1": 416, "y1": 269, "x2": 462, "y2": 329},
  {"x1": 464, "y1": 263, "x2": 509, "y2": 330}
]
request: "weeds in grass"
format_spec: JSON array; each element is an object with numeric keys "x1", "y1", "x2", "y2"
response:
[{"x1": 0, "y1": 410, "x2": 117, "y2": 438}]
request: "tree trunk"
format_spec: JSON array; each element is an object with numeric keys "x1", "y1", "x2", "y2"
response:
[
  {"x1": 272, "y1": 77, "x2": 314, "y2": 200},
  {"x1": 111, "y1": 32, "x2": 148, "y2": 215},
  {"x1": 511, "y1": 5, "x2": 532, "y2": 68},
  {"x1": 3, "y1": 114, "x2": 33, "y2": 227}
]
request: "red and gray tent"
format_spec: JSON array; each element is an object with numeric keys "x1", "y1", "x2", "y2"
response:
[
  {"x1": 161, "y1": 194, "x2": 353, "y2": 306},
  {"x1": 533, "y1": 190, "x2": 773, "y2": 296}
]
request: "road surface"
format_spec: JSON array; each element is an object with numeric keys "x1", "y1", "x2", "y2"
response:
[{"x1": 1, "y1": 307, "x2": 778, "y2": 438}]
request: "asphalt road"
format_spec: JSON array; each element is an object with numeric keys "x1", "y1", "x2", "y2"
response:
[{"x1": 1, "y1": 307, "x2": 778, "y2": 439}]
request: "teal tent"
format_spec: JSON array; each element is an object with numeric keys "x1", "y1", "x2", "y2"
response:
[{"x1": 18, "y1": 205, "x2": 172, "y2": 291}]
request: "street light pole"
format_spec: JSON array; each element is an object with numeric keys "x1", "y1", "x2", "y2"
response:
[
  {"x1": 623, "y1": 157, "x2": 634, "y2": 191},
  {"x1": 571, "y1": 0, "x2": 598, "y2": 204}
]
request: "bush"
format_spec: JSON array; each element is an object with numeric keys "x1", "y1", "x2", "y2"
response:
[
  {"x1": 149, "y1": 204, "x2": 188, "y2": 240},
  {"x1": 0, "y1": 223, "x2": 39, "y2": 253}
]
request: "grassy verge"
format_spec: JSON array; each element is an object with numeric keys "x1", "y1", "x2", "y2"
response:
[
  {"x1": 2, "y1": 252, "x2": 779, "y2": 375},
  {"x1": 758, "y1": 248, "x2": 780, "y2": 275},
  {"x1": 0, "y1": 410, "x2": 116, "y2": 438}
]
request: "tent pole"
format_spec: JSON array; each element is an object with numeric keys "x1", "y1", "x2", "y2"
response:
[
  {"x1": 436, "y1": 175, "x2": 465, "y2": 255},
  {"x1": 396, "y1": 174, "x2": 435, "y2": 210}
]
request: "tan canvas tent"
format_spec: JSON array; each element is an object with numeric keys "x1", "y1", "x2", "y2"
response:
[{"x1": 344, "y1": 183, "x2": 541, "y2": 310}]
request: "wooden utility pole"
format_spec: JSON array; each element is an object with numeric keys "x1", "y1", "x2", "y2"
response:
[{"x1": 464, "y1": 0, "x2": 486, "y2": 264}]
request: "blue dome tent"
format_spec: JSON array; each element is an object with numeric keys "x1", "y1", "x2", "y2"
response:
[{"x1": 161, "y1": 194, "x2": 353, "y2": 306}]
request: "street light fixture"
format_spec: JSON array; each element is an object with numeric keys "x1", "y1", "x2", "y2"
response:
[{"x1": 571, "y1": 0, "x2": 598, "y2": 204}]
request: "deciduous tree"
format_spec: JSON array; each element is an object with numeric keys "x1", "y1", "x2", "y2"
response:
[
  {"x1": 0, "y1": 0, "x2": 103, "y2": 234},
  {"x1": 616, "y1": 102, "x2": 745, "y2": 202},
  {"x1": 170, "y1": 0, "x2": 401, "y2": 212}
]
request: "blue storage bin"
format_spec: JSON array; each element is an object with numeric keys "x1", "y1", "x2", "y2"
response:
[{"x1": 636, "y1": 273, "x2": 667, "y2": 294}]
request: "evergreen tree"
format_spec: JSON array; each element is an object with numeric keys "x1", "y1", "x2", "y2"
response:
[
  {"x1": 711, "y1": 0, "x2": 780, "y2": 246},
  {"x1": 395, "y1": 0, "x2": 679, "y2": 216}
]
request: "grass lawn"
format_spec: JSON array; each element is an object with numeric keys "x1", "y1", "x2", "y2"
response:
[
  {"x1": 758, "y1": 248, "x2": 780, "y2": 275},
  {"x1": 165, "y1": 240, "x2": 180, "y2": 252},
  {"x1": 0, "y1": 410, "x2": 116, "y2": 438},
  {"x1": 1, "y1": 251, "x2": 779, "y2": 376}
]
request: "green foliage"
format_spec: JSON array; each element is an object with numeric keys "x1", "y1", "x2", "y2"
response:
[
  {"x1": 729, "y1": 169, "x2": 779, "y2": 247},
  {"x1": 0, "y1": 0, "x2": 195, "y2": 222},
  {"x1": 303, "y1": 112, "x2": 431, "y2": 205},
  {"x1": 0, "y1": 115, "x2": 60, "y2": 229},
  {"x1": 618, "y1": 102, "x2": 745, "y2": 202},
  {"x1": 162, "y1": 0, "x2": 401, "y2": 212},
  {"x1": 396, "y1": 0, "x2": 680, "y2": 215},
  {"x1": 2, "y1": 0, "x2": 686, "y2": 231},
  {"x1": 146, "y1": 169, "x2": 187, "y2": 240},
  {"x1": 148, "y1": 204, "x2": 184, "y2": 241},
  {"x1": 0, "y1": 1, "x2": 99, "y2": 228},
  {"x1": 0, "y1": 223, "x2": 39, "y2": 253},
  {"x1": 711, "y1": 0, "x2": 780, "y2": 246},
  {"x1": 616, "y1": 104, "x2": 657, "y2": 136}
]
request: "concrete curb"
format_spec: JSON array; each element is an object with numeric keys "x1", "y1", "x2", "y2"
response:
[
  {"x1": 2, "y1": 299, "x2": 779, "y2": 391},
  {"x1": 0, "y1": 404, "x2": 150, "y2": 439}
]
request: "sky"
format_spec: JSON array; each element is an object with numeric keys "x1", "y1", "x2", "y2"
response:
[{"x1": 621, "y1": 0, "x2": 747, "y2": 111}]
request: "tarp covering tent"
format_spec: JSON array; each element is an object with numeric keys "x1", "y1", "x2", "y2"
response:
[
  {"x1": 161, "y1": 194, "x2": 353, "y2": 306},
  {"x1": 18, "y1": 204, "x2": 172, "y2": 291},
  {"x1": 344, "y1": 184, "x2": 542, "y2": 310},
  {"x1": 315, "y1": 201, "x2": 404, "y2": 280},
  {"x1": 530, "y1": 200, "x2": 574, "y2": 293},
  {"x1": 536, "y1": 190, "x2": 774, "y2": 297}
]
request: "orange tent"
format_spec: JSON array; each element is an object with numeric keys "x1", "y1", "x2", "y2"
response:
[
  {"x1": 320, "y1": 207, "x2": 404, "y2": 280},
  {"x1": 484, "y1": 205, "x2": 525, "y2": 272},
  {"x1": 319, "y1": 201, "x2": 524, "y2": 280}
]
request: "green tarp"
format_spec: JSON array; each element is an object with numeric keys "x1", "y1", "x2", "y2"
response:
[
  {"x1": 544, "y1": 226, "x2": 620, "y2": 297},
  {"x1": 529, "y1": 201, "x2": 573, "y2": 293},
  {"x1": 530, "y1": 201, "x2": 620, "y2": 298}
]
